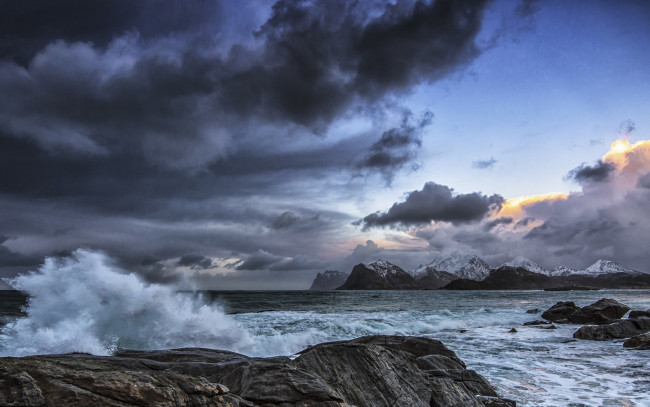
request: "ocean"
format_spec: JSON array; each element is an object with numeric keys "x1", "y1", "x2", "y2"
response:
[{"x1": 1, "y1": 254, "x2": 649, "y2": 406}]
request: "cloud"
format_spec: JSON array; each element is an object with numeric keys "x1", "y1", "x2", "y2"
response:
[
  {"x1": 566, "y1": 160, "x2": 616, "y2": 184},
  {"x1": 359, "y1": 182, "x2": 504, "y2": 229},
  {"x1": 618, "y1": 119, "x2": 636, "y2": 136},
  {"x1": 638, "y1": 172, "x2": 650, "y2": 189},
  {"x1": 236, "y1": 250, "x2": 285, "y2": 271},
  {"x1": 356, "y1": 110, "x2": 433, "y2": 183},
  {"x1": 483, "y1": 216, "x2": 513, "y2": 231},
  {"x1": 176, "y1": 255, "x2": 214, "y2": 270},
  {"x1": 0, "y1": 0, "x2": 540, "y2": 287},
  {"x1": 472, "y1": 157, "x2": 497, "y2": 169}
]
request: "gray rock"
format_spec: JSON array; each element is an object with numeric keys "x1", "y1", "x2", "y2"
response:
[
  {"x1": 623, "y1": 332, "x2": 650, "y2": 349},
  {"x1": 523, "y1": 320, "x2": 548, "y2": 326},
  {"x1": 476, "y1": 395, "x2": 517, "y2": 407},
  {"x1": 568, "y1": 298, "x2": 630, "y2": 324},
  {"x1": 573, "y1": 318, "x2": 650, "y2": 341},
  {"x1": 525, "y1": 309, "x2": 540, "y2": 314},
  {"x1": 629, "y1": 310, "x2": 650, "y2": 319},
  {"x1": 0, "y1": 336, "x2": 515, "y2": 407},
  {"x1": 541, "y1": 301, "x2": 580, "y2": 322}
]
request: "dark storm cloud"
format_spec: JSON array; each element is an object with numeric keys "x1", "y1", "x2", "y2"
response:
[
  {"x1": 566, "y1": 160, "x2": 616, "y2": 184},
  {"x1": 360, "y1": 182, "x2": 504, "y2": 229},
  {"x1": 177, "y1": 255, "x2": 214, "y2": 270},
  {"x1": 0, "y1": 0, "x2": 224, "y2": 65},
  {"x1": 472, "y1": 157, "x2": 497, "y2": 169},
  {"x1": 222, "y1": 0, "x2": 491, "y2": 127},
  {"x1": 236, "y1": 250, "x2": 285, "y2": 271},
  {"x1": 0, "y1": 0, "x2": 509, "y2": 285},
  {"x1": 356, "y1": 111, "x2": 433, "y2": 183}
]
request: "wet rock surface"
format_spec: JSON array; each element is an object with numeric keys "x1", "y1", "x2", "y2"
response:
[
  {"x1": 541, "y1": 301, "x2": 580, "y2": 322},
  {"x1": 623, "y1": 332, "x2": 650, "y2": 349},
  {"x1": 567, "y1": 298, "x2": 630, "y2": 324},
  {"x1": 0, "y1": 335, "x2": 514, "y2": 407},
  {"x1": 573, "y1": 318, "x2": 650, "y2": 341}
]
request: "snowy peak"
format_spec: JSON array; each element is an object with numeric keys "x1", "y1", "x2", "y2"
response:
[
  {"x1": 583, "y1": 260, "x2": 641, "y2": 276},
  {"x1": 548, "y1": 265, "x2": 578, "y2": 277},
  {"x1": 424, "y1": 253, "x2": 490, "y2": 281},
  {"x1": 364, "y1": 260, "x2": 406, "y2": 278},
  {"x1": 503, "y1": 256, "x2": 547, "y2": 275}
]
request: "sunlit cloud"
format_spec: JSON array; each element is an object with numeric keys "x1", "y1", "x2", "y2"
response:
[{"x1": 498, "y1": 192, "x2": 570, "y2": 218}]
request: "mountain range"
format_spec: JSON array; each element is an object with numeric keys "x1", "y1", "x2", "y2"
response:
[{"x1": 309, "y1": 254, "x2": 650, "y2": 290}]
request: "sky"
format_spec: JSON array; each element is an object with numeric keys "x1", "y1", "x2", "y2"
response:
[{"x1": 1, "y1": 0, "x2": 650, "y2": 289}]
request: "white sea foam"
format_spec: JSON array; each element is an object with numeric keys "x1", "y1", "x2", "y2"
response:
[{"x1": 0, "y1": 249, "x2": 252, "y2": 356}]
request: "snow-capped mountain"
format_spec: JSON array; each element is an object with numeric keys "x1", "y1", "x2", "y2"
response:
[
  {"x1": 503, "y1": 256, "x2": 547, "y2": 275},
  {"x1": 338, "y1": 259, "x2": 416, "y2": 290},
  {"x1": 580, "y1": 260, "x2": 643, "y2": 276},
  {"x1": 309, "y1": 270, "x2": 349, "y2": 290},
  {"x1": 422, "y1": 253, "x2": 491, "y2": 281},
  {"x1": 364, "y1": 260, "x2": 405, "y2": 277},
  {"x1": 548, "y1": 265, "x2": 579, "y2": 277}
]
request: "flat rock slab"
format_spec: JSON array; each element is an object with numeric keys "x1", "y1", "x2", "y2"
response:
[{"x1": 0, "y1": 335, "x2": 515, "y2": 407}]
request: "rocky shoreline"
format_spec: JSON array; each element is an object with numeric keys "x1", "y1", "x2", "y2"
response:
[
  {"x1": 526, "y1": 297, "x2": 650, "y2": 348},
  {"x1": 0, "y1": 335, "x2": 515, "y2": 407}
]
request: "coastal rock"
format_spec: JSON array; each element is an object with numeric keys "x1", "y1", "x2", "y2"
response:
[
  {"x1": 573, "y1": 318, "x2": 650, "y2": 340},
  {"x1": 623, "y1": 332, "x2": 650, "y2": 349},
  {"x1": 523, "y1": 320, "x2": 549, "y2": 326},
  {"x1": 525, "y1": 308, "x2": 540, "y2": 314},
  {"x1": 567, "y1": 298, "x2": 630, "y2": 324},
  {"x1": 309, "y1": 270, "x2": 349, "y2": 290},
  {"x1": 0, "y1": 335, "x2": 513, "y2": 407},
  {"x1": 629, "y1": 310, "x2": 650, "y2": 319},
  {"x1": 541, "y1": 301, "x2": 580, "y2": 322}
]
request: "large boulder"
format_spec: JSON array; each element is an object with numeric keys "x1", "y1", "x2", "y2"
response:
[
  {"x1": 568, "y1": 298, "x2": 630, "y2": 324},
  {"x1": 629, "y1": 310, "x2": 650, "y2": 319},
  {"x1": 573, "y1": 318, "x2": 650, "y2": 341},
  {"x1": 623, "y1": 332, "x2": 650, "y2": 349},
  {"x1": 541, "y1": 301, "x2": 580, "y2": 322},
  {"x1": 0, "y1": 336, "x2": 515, "y2": 407}
]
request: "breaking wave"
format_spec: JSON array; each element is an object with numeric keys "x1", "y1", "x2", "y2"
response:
[{"x1": 0, "y1": 249, "x2": 253, "y2": 356}]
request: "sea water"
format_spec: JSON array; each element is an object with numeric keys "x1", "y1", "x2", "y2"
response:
[{"x1": 1, "y1": 249, "x2": 649, "y2": 406}]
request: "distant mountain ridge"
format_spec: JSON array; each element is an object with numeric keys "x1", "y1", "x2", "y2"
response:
[
  {"x1": 499, "y1": 257, "x2": 644, "y2": 277},
  {"x1": 310, "y1": 255, "x2": 650, "y2": 290}
]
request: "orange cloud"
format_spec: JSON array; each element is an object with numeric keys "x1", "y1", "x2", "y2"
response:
[
  {"x1": 498, "y1": 192, "x2": 569, "y2": 218},
  {"x1": 603, "y1": 138, "x2": 650, "y2": 173}
]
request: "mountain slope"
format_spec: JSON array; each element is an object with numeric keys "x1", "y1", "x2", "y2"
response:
[
  {"x1": 337, "y1": 260, "x2": 417, "y2": 290},
  {"x1": 423, "y1": 253, "x2": 490, "y2": 281},
  {"x1": 309, "y1": 270, "x2": 349, "y2": 290},
  {"x1": 503, "y1": 257, "x2": 547, "y2": 275}
]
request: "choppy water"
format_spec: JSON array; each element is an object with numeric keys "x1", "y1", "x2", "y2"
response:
[{"x1": 1, "y1": 249, "x2": 649, "y2": 406}]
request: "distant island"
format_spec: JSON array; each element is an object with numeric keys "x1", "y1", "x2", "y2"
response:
[{"x1": 309, "y1": 254, "x2": 650, "y2": 290}]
